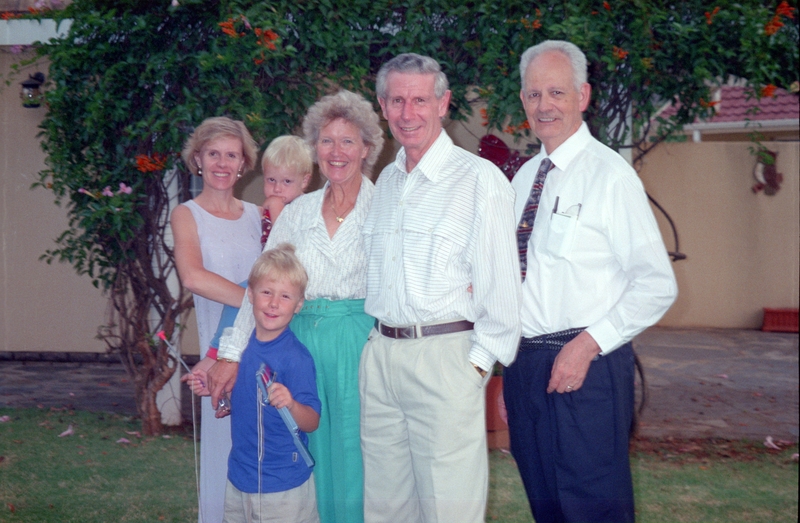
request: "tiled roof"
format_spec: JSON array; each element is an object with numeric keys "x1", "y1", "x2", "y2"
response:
[{"x1": 660, "y1": 86, "x2": 799, "y2": 124}]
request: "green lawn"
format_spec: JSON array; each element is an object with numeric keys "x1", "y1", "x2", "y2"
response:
[{"x1": 2, "y1": 408, "x2": 797, "y2": 523}]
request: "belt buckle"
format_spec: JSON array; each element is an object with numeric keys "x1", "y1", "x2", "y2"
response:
[{"x1": 397, "y1": 326, "x2": 416, "y2": 339}]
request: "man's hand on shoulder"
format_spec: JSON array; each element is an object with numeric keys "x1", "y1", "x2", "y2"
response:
[
  {"x1": 207, "y1": 359, "x2": 239, "y2": 409},
  {"x1": 547, "y1": 331, "x2": 601, "y2": 394}
]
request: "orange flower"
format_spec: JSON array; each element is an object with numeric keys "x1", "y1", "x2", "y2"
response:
[
  {"x1": 532, "y1": 19, "x2": 542, "y2": 29},
  {"x1": 764, "y1": 15, "x2": 784, "y2": 35},
  {"x1": 704, "y1": 6, "x2": 720, "y2": 25},
  {"x1": 480, "y1": 108, "x2": 489, "y2": 126},
  {"x1": 255, "y1": 28, "x2": 279, "y2": 50},
  {"x1": 1, "y1": 11, "x2": 23, "y2": 19},
  {"x1": 776, "y1": 1, "x2": 795, "y2": 18},
  {"x1": 135, "y1": 154, "x2": 167, "y2": 172},
  {"x1": 612, "y1": 46, "x2": 629, "y2": 60},
  {"x1": 503, "y1": 120, "x2": 531, "y2": 134},
  {"x1": 760, "y1": 84, "x2": 777, "y2": 98},
  {"x1": 603, "y1": 1, "x2": 611, "y2": 11},
  {"x1": 699, "y1": 98, "x2": 719, "y2": 108},
  {"x1": 218, "y1": 18, "x2": 243, "y2": 38}
]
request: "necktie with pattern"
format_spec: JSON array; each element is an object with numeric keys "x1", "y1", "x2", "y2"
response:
[{"x1": 517, "y1": 158, "x2": 554, "y2": 281}]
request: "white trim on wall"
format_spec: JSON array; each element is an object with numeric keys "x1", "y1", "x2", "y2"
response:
[{"x1": 0, "y1": 19, "x2": 71, "y2": 45}]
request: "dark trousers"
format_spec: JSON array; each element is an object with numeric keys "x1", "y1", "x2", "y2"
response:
[{"x1": 504, "y1": 342, "x2": 636, "y2": 523}]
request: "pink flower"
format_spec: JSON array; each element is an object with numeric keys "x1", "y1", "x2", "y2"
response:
[
  {"x1": 118, "y1": 182, "x2": 133, "y2": 194},
  {"x1": 102, "y1": 186, "x2": 114, "y2": 197}
]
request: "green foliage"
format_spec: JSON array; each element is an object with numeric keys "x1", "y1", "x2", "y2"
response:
[
  {"x1": 19, "y1": 0, "x2": 798, "y2": 431},
  {"x1": 469, "y1": 1, "x2": 798, "y2": 162}
]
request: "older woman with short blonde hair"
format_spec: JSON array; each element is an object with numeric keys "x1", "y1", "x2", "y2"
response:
[{"x1": 210, "y1": 91, "x2": 384, "y2": 523}]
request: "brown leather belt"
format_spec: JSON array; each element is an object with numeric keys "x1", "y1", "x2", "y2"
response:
[{"x1": 375, "y1": 319, "x2": 474, "y2": 339}]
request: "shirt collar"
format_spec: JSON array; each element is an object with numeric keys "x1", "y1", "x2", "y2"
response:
[
  {"x1": 296, "y1": 175, "x2": 371, "y2": 231},
  {"x1": 542, "y1": 121, "x2": 591, "y2": 171},
  {"x1": 393, "y1": 129, "x2": 452, "y2": 183}
]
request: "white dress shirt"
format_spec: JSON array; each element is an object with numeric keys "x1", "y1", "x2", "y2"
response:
[
  {"x1": 217, "y1": 177, "x2": 374, "y2": 360},
  {"x1": 512, "y1": 122, "x2": 677, "y2": 354},
  {"x1": 363, "y1": 130, "x2": 521, "y2": 371}
]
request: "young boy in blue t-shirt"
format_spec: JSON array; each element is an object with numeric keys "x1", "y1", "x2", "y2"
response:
[{"x1": 223, "y1": 243, "x2": 321, "y2": 523}]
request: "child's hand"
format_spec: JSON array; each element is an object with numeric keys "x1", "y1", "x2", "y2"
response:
[
  {"x1": 180, "y1": 356, "x2": 215, "y2": 396},
  {"x1": 181, "y1": 371, "x2": 209, "y2": 396},
  {"x1": 263, "y1": 195, "x2": 287, "y2": 216},
  {"x1": 267, "y1": 382, "x2": 294, "y2": 410}
]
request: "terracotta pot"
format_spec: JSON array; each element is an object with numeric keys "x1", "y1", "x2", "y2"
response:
[{"x1": 485, "y1": 375, "x2": 507, "y2": 431}]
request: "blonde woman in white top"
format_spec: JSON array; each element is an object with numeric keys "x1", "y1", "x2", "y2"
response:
[{"x1": 171, "y1": 117, "x2": 262, "y2": 523}]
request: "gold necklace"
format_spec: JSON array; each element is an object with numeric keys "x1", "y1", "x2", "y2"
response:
[{"x1": 329, "y1": 191, "x2": 354, "y2": 223}]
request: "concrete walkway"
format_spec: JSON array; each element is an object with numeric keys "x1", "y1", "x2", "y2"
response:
[
  {"x1": 634, "y1": 327, "x2": 798, "y2": 441},
  {"x1": 1, "y1": 327, "x2": 797, "y2": 441}
]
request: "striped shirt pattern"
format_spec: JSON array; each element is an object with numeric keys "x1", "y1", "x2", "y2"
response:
[
  {"x1": 218, "y1": 177, "x2": 374, "y2": 360},
  {"x1": 363, "y1": 131, "x2": 521, "y2": 371}
]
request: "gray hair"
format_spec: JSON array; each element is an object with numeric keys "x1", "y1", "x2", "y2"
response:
[
  {"x1": 376, "y1": 53, "x2": 449, "y2": 100},
  {"x1": 302, "y1": 90, "x2": 385, "y2": 176},
  {"x1": 519, "y1": 40, "x2": 588, "y2": 91}
]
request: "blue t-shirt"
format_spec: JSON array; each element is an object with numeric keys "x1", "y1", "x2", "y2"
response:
[{"x1": 227, "y1": 328, "x2": 321, "y2": 493}]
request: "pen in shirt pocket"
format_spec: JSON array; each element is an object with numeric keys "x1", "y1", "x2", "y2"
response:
[{"x1": 552, "y1": 196, "x2": 582, "y2": 217}]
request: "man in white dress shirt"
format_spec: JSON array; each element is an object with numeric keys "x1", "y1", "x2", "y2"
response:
[
  {"x1": 504, "y1": 40, "x2": 678, "y2": 523},
  {"x1": 360, "y1": 53, "x2": 521, "y2": 523}
]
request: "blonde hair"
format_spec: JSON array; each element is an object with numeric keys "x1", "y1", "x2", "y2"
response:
[
  {"x1": 261, "y1": 135, "x2": 313, "y2": 177},
  {"x1": 181, "y1": 116, "x2": 259, "y2": 176},
  {"x1": 248, "y1": 243, "x2": 308, "y2": 296}
]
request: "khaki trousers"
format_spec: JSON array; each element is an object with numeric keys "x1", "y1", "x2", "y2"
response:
[
  {"x1": 360, "y1": 328, "x2": 488, "y2": 523},
  {"x1": 222, "y1": 476, "x2": 320, "y2": 523}
]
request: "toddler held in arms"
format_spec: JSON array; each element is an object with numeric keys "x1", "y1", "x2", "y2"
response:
[{"x1": 183, "y1": 136, "x2": 312, "y2": 396}]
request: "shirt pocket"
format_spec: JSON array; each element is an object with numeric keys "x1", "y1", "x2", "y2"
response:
[
  {"x1": 545, "y1": 205, "x2": 580, "y2": 259},
  {"x1": 401, "y1": 221, "x2": 466, "y2": 297}
]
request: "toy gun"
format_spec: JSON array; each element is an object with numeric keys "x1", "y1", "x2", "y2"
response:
[{"x1": 256, "y1": 363, "x2": 315, "y2": 468}]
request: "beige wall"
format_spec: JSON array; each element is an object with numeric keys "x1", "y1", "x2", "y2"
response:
[
  {"x1": 1, "y1": 52, "x2": 107, "y2": 353},
  {"x1": 639, "y1": 141, "x2": 799, "y2": 328}
]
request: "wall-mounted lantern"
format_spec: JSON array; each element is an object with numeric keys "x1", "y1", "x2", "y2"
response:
[{"x1": 20, "y1": 72, "x2": 46, "y2": 108}]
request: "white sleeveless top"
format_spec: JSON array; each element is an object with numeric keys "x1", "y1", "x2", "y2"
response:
[{"x1": 183, "y1": 199, "x2": 262, "y2": 357}]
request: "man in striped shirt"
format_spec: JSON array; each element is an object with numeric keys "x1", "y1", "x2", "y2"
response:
[{"x1": 360, "y1": 53, "x2": 521, "y2": 523}]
